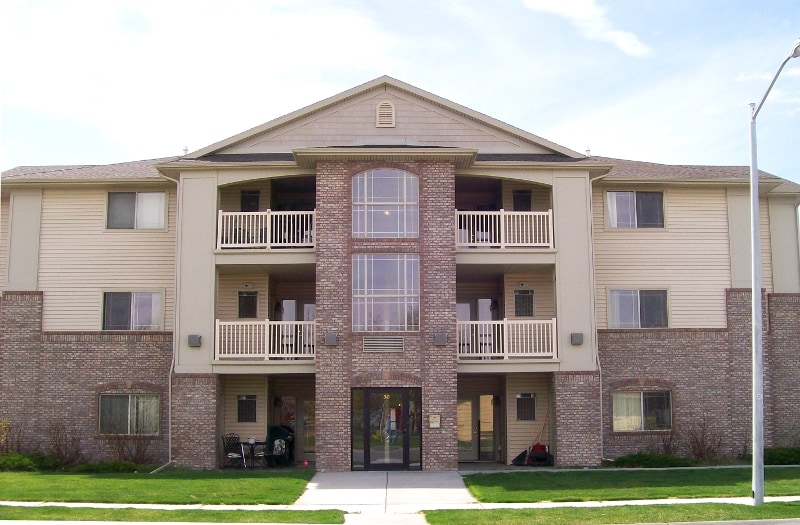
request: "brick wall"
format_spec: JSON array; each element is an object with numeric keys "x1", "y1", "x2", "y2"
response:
[
  {"x1": 314, "y1": 161, "x2": 457, "y2": 471},
  {"x1": 766, "y1": 294, "x2": 800, "y2": 446},
  {"x1": 553, "y1": 371, "x2": 601, "y2": 466},
  {"x1": 598, "y1": 289, "x2": 796, "y2": 460},
  {"x1": 0, "y1": 291, "x2": 172, "y2": 464},
  {"x1": 171, "y1": 374, "x2": 219, "y2": 469}
]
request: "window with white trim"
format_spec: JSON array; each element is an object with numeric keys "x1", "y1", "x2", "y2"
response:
[
  {"x1": 99, "y1": 394, "x2": 159, "y2": 435},
  {"x1": 609, "y1": 289, "x2": 667, "y2": 328},
  {"x1": 107, "y1": 191, "x2": 166, "y2": 229},
  {"x1": 352, "y1": 169, "x2": 418, "y2": 238},
  {"x1": 612, "y1": 391, "x2": 672, "y2": 431},
  {"x1": 103, "y1": 291, "x2": 163, "y2": 330},
  {"x1": 607, "y1": 191, "x2": 664, "y2": 228},
  {"x1": 353, "y1": 254, "x2": 419, "y2": 331}
]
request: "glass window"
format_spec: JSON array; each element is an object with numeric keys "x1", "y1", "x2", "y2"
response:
[
  {"x1": 237, "y1": 395, "x2": 257, "y2": 423},
  {"x1": 99, "y1": 394, "x2": 159, "y2": 435},
  {"x1": 107, "y1": 191, "x2": 165, "y2": 229},
  {"x1": 613, "y1": 391, "x2": 672, "y2": 431},
  {"x1": 103, "y1": 291, "x2": 163, "y2": 330},
  {"x1": 238, "y1": 291, "x2": 258, "y2": 319},
  {"x1": 607, "y1": 191, "x2": 663, "y2": 228},
  {"x1": 609, "y1": 289, "x2": 667, "y2": 328},
  {"x1": 352, "y1": 169, "x2": 418, "y2": 238},
  {"x1": 353, "y1": 254, "x2": 419, "y2": 331},
  {"x1": 512, "y1": 190, "x2": 532, "y2": 212},
  {"x1": 514, "y1": 290, "x2": 534, "y2": 317},
  {"x1": 516, "y1": 394, "x2": 536, "y2": 421}
]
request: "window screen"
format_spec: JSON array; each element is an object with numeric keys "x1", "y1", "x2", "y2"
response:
[
  {"x1": 237, "y1": 395, "x2": 257, "y2": 423},
  {"x1": 516, "y1": 394, "x2": 536, "y2": 421}
]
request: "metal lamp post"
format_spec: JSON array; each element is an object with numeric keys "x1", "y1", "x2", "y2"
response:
[{"x1": 748, "y1": 37, "x2": 800, "y2": 506}]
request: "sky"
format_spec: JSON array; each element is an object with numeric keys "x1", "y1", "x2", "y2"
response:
[{"x1": 1, "y1": 0, "x2": 799, "y2": 183}]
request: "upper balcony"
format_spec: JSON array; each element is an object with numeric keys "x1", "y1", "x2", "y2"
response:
[
  {"x1": 214, "y1": 317, "x2": 556, "y2": 364},
  {"x1": 216, "y1": 209, "x2": 553, "y2": 251},
  {"x1": 455, "y1": 210, "x2": 553, "y2": 249},
  {"x1": 217, "y1": 210, "x2": 315, "y2": 250}
]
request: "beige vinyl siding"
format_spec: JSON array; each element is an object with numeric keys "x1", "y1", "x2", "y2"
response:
[
  {"x1": 219, "y1": 183, "x2": 272, "y2": 212},
  {"x1": 503, "y1": 272, "x2": 554, "y2": 320},
  {"x1": 506, "y1": 373, "x2": 552, "y2": 462},
  {"x1": 501, "y1": 181, "x2": 551, "y2": 212},
  {"x1": 216, "y1": 274, "x2": 269, "y2": 320},
  {"x1": 0, "y1": 196, "x2": 9, "y2": 289},
  {"x1": 221, "y1": 375, "x2": 269, "y2": 439},
  {"x1": 225, "y1": 91, "x2": 552, "y2": 155},
  {"x1": 593, "y1": 185, "x2": 735, "y2": 329},
  {"x1": 37, "y1": 186, "x2": 176, "y2": 331}
]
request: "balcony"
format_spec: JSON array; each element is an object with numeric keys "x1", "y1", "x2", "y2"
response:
[
  {"x1": 217, "y1": 211, "x2": 315, "y2": 250},
  {"x1": 457, "y1": 319, "x2": 557, "y2": 360},
  {"x1": 215, "y1": 320, "x2": 316, "y2": 360},
  {"x1": 455, "y1": 210, "x2": 553, "y2": 249}
]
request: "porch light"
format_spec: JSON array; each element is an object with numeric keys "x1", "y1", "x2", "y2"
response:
[{"x1": 748, "y1": 37, "x2": 800, "y2": 506}]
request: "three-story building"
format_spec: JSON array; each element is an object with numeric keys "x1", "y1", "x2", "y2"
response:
[{"x1": 2, "y1": 77, "x2": 799, "y2": 470}]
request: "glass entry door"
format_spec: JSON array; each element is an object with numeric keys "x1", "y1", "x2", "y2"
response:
[{"x1": 352, "y1": 387, "x2": 421, "y2": 470}]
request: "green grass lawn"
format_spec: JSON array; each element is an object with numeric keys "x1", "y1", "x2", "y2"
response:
[
  {"x1": 425, "y1": 502, "x2": 800, "y2": 525},
  {"x1": 2, "y1": 466, "x2": 800, "y2": 524},
  {"x1": 0, "y1": 468, "x2": 314, "y2": 505},
  {"x1": 0, "y1": 506, "x2": 344, "y2": 523},
  {"x1": 463, "y1": 466, "x2": 800, "y2": 502}
]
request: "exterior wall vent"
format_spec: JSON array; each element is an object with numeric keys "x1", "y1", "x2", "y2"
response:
[
  {"x1": 376, "y1": 101, "x2": 396, "y2": 128},
  {"x1": 363, "y1": 336, "x2": 404, "y2": 352}
]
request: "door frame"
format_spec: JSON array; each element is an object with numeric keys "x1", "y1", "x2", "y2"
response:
[{"x1": 351, "y1": 387, "x2": 422, "y2": 471}]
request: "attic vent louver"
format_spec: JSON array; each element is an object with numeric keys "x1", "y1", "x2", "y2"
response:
[
  {"x1": 363, "y1": 336, "x2": 404, "y2": 352},
  {"x1": 376, "y1": 101, "x2": 395, "y2": 128}
]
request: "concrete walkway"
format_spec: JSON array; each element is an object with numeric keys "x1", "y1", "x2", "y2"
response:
[{"x1": 4, "y1": 470, "x2": 800, "y2": 525}]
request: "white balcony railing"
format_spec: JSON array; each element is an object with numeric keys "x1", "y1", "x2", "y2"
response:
[
  {"x1": 457, "y1": 318, "x2": 557, "y2": 360},
  {"x1": 217, "y1": 211, "x2": 315, "y2": 250},
  {"x1": 455, "y1": 210, "x2": 553, "y2": 249},
  {"x1": 215, "y1": 320, "x2": 316, "y2": 360}
]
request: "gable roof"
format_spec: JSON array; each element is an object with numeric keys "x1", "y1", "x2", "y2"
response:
[{"x1": 186, "y1": 76, "x2": 585, "y2": 159}]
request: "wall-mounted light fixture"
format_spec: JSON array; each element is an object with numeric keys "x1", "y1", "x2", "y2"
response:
[
  {"x1": 188, "y1": 334, "x2": 202, "y2": 347},
  {"x1": 324, "y1": 332, "x2": 338, "y2": 345}
]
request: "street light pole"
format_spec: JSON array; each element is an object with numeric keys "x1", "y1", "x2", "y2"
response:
[{"x1": 748, "y1": 37, "x2": 800, "y2": 507}]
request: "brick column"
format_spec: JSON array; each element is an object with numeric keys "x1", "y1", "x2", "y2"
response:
[
  {"x1": 314, "y1": 161, "x2": 352, "y2": 471},
  {"x1": 171, "y1": 374, "x2": 219, "y2": 469},
  {"x1": 553, "y1": 371, "x2": 601, "y2": 466},
  {"x1": 419, "y1": 162, "x2": 457, "y2": 470}
]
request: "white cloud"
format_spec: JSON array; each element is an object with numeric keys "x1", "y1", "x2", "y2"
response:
[{"x1": 522, "y1": 0, "x2": 652, "y2": 57}]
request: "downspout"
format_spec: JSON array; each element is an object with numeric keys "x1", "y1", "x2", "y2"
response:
[
  {"x1": 588, "y1": 169, "x2": 607, "y2": 464},
  {"x1": 151, "y1": 168, "x2": 179, "y2": 474}
]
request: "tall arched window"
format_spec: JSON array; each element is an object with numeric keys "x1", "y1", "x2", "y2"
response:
[{"x1": 352, "y1": 168, "x2": 418, "y2": 238}]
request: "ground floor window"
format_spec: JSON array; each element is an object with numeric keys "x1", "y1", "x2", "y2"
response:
[
  {"x1": 99, "y1": 394, "x2": 159, "y2": 435},
  {"x1": 612, "y1": 391, "x2": 671, "y2": 431}
]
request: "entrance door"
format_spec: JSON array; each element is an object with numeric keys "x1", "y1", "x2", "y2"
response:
[
  {"x1": 457, "y1": 393, "x2": 496, "y2": 462},
  {"x1": 352, "y1": 387, "x2": 421, "y2": 470}
]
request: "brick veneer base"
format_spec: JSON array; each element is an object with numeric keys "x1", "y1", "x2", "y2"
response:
[
  {"x1": 0, "y1": 291, "x2": 172, "y2": 464},
  {"x1": 598, "y1": 289, "x2": 800, "y2": 460}
]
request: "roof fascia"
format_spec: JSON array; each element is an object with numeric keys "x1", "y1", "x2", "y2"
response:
[{"x1": 292, "y1": 146, "x2": 478, "y2": 169}]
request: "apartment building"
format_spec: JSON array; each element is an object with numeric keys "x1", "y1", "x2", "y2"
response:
[{"x1": 2, "y1": 76, "x2": 799, "y2": 470}]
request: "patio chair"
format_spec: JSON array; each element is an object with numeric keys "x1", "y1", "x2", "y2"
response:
[{"x1": 221, "y1": 433, "x2": 247, "y2": 468}]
